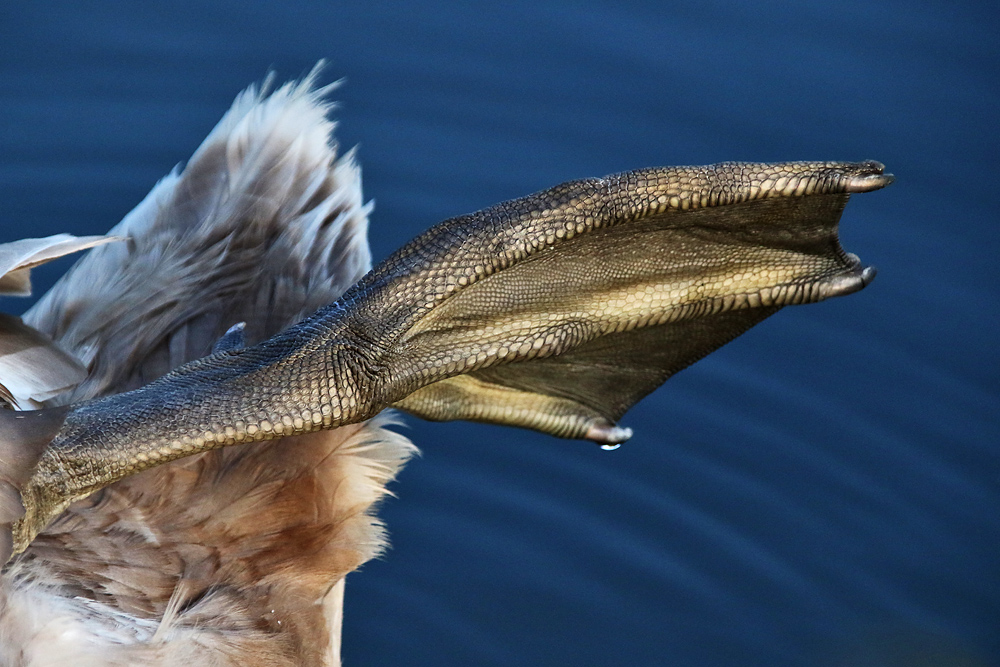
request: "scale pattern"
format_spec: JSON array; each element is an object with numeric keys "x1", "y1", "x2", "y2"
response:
[{"x1": 11, "y1": 159, "x2": 892, "y2": 556}]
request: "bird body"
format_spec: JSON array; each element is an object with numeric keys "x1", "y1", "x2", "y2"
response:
[{"x1": 0, "y1": 69, "x2": 891, "y2": 664}]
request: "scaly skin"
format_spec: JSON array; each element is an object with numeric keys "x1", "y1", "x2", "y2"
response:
[{"x1": 7, "y1": 160, "x2": 893, "y2": 559}]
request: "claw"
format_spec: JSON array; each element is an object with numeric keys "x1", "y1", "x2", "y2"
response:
[
  {"x1": 212, "y1": 322, "x2": 247, "y2": 353},
  {"x1": 843, "y1": 161, "x2": 895, "y2": 193},
  {"x1": 586, "y1": 421, "x2": 633, "y2": 446}
]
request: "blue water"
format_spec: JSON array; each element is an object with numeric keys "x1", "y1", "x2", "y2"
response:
[{"x1": 1, "y1": 1, "x2": 997, "y2": 664}]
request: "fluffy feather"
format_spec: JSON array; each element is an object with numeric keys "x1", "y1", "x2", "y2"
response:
[
  {"x1": 23, "y1": 68, "x2": 372, "y2": 397},
  {"x1": 0, "y1": 67, "x2": 415, "y2": 666}
]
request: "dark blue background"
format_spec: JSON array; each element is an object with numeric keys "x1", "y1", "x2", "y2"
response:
[{"x1": 1, "y1": 2, "x2": 997, "y2": 664}]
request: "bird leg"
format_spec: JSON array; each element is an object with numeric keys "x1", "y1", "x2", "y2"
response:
[{"x1": 0, "y1": 160, "x2": 892, "y2": 563}]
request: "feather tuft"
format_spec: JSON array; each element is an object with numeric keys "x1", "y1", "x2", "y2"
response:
[{"x1": 23, "y1": 63, "x2": 371, "y2": 400}]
